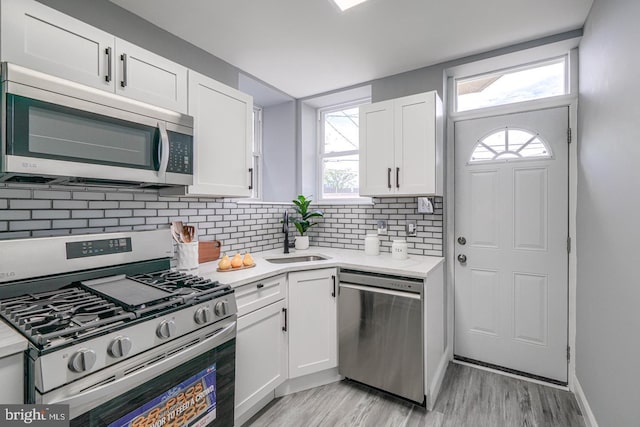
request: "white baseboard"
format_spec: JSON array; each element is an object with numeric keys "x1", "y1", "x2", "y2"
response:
[
  {"x1": 275, "y1": 368, "x2": 342, "y2": 397},
  {"x1": 235, "y1": 392, "x2": 274, "y2": 427},
  {"x1": 427, "y1": 346, "x2": 450, "y2": 410},
  {"x1": 573, "y1": 375, "x2": 598, "y2": 427}
]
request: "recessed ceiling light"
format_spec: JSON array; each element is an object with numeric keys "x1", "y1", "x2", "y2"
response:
[{"x1": 331, "y1": 0, "x2": 369, "y2": 12}]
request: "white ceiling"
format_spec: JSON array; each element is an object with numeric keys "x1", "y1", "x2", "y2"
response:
[{"x1": 110, "y1": 0, "x2": 593, "y2": 99}]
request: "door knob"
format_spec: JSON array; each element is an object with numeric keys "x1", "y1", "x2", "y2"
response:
[
  {"x1": 457, "y1": 254, "x2": 467, "y2": 263},
  {"x1": 457, "y1": 236, "x2": 466, "y2": 245}
]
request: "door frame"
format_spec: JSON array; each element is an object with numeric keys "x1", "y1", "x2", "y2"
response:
[{"x1": 444, "y1": 46, "x2": 579, "y2": 390}]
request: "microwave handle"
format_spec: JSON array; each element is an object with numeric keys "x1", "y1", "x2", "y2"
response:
[{"x1": 157, "y1": 122, "x2": 170, "y2": 177}]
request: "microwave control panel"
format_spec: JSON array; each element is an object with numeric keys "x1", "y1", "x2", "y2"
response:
[{"x1": 167, "y1": 131, "x2": 193, "y2": 175}]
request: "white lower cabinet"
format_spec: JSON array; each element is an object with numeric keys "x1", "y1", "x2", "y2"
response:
[
  {"x1": 0, "y1": 352, "x2": 24, "y2": 403},
  {"x1": 288, "y1": 268, "x2": 338, "y2": 378},
  {"x1": 234, "y1": 279, "x2": 287, "y2": 424}
]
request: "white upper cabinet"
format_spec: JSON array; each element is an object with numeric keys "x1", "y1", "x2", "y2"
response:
[
  {"x1": 360, "y1": 91, "x2": 443, "y2": 196},
  {"x1": 1, "y1": 0, "x2": 188, "y2": 113},
  {"x1": 359, "y1": 100, "x2": 395, "y2": 196},
  {"x1": 1, "y1": 0, "x2": 114, "y2": 91},
  {"x1": 114, "y1": 39, "x2": 187, "y2": 113},
  {"x1": 180, "y1": 70, "x2": 253, "y2": 197}
]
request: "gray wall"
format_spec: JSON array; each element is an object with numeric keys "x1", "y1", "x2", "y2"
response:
[
  {"x1": 576, "y1": 0, "x2": 640, "y2": 425},
  {"x1": 262, "y1": 101, "x2": 297, "y2": 202}
]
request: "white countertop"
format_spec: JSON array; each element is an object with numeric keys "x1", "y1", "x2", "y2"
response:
[
  {"x1": 0, "y1": 321, "x2": 27, "y2": 358},
  {"x1": 197, "y1": 246, "x2": 445, "y2": 288}
]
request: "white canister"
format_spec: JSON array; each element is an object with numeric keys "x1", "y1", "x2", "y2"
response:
[
  {"x1": 364, "y1": 234, "x2": 380, "y2": 256},
  {"x1": 176, "y1": 242, "x2": 199, "y2": 270},
  {"x1": 391, "y1": 239, "x2": 408, "y2": 260}
]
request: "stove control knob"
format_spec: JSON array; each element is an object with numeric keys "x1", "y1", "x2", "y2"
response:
[
  {"x1": 214, "y1": 300, "x2": 229, "y2": 317},
  {"x1": 156, "y1": 319, "x2": 177, "y2": 339},
  {"x1": 108, "y1": 336, "x2": 132, "y2": 358},
  {"x1": 68, "y1": 349, "x2": 97, "y2": 373},
  {"x1": 194, "y1": 306, "x2": 213, "y2": 325}
]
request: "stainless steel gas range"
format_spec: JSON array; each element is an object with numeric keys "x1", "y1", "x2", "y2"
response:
[{"x1": 0, "y1": 230, "x2": 236, "y2": 427}]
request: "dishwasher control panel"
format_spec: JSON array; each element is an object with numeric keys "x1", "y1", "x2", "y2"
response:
[{"x1": 339, "y1": 269, "x2": 423, "y2": 294}]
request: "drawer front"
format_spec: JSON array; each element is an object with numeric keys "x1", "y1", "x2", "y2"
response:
[{"x1": 236, "y1": 275, "x2": 285, "y2": 317}]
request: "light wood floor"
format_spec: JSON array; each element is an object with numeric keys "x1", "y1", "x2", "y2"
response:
[{"x1": 244, "y1": 363, "x2": 585, "y2": 427}]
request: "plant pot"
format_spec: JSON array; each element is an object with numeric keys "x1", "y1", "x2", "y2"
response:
[{"x1": 295, "y1": 235, "x2": 309, "y2": 250}]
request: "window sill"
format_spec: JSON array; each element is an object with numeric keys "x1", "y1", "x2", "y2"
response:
[{"x1": 315, "y1": 198, "x2": 373, "y2": 206}]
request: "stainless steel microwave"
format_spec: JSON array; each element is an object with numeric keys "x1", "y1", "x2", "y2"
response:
[{"x1": 0, "y1": 63, "x2": 194, "y2": 187}]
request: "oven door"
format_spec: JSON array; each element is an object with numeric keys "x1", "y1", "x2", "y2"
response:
[{"x1": 40, "y1": 320, "x2": 235, "y2": 427}]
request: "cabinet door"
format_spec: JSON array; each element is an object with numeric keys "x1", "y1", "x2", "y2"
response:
[
  {"x1": 115, "y1": 39, "x2": 187, "y2": 113},
  {"x1": 187, "y1": 70, "x2": 253, "y2": 197},
  {"x1": 359, "y1": 100, "x2": 395, "y2": 196},
  {"x1": 288, "y1": 268, "x2": 337, "y2": 378},
  {"x1": 1, "y1": 0, "x2": 114, "y2": 91},
  {"x1": 394, "y1": 92, "x2": 437, "y2": 195},
  {"x1": 235, "y1": 300, "x2": 287, "y2": 421}
]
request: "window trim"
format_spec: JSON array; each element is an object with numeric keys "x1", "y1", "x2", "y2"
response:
[
  {"x1": 454, "y1": 55, "x2": 568, "y2": 113},
  {"x1": 250, "y1": 106, "x2": 263, "y2": 200},
  {"x1": 316, "y1": 98, "x2": 371, "y2": 202}
]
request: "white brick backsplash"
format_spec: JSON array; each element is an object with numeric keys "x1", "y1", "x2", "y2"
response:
[
  {"x1": 33, "y1": 210, "x2": 70, "y2": 219},
  {"x1": 120, "y1": 217, "x2": 146, "y2": 226},
  {"x1": 72, "y1": 192, "x2": 105, "y2": 200},
  {"x1": 33, "y1": 190, "x2": 70, "y2": 200},
  {"x1": 0, "y1": 184, "x2": 443, "y2": 256},
  {"x1": 54, "y1": 200, "x2": 88, "y2": 209},
  {"x1": 105, "y1": 192, "x2": 134, "y2": 201},
  {"x1": 0, "y1": 210, "x2": 30, "y2": 220},
  {"x1": 10, "y1": 220, "x2": 50, "y2": 231},
  {"x1": 1, "y1": 188, "x2": 31, "y2": 199},
  {"x1": 10, "y1": 200, "x2": 50, "y2": 209},
  {"x1": 105, "y1": 210, "x2": 133, "y2": 218}
]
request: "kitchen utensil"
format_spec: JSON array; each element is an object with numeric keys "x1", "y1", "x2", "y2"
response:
[
  {"x1": 199, "y1": 240, "x2": 222, "y2": 263},
  {"x1": 182, "y1": 225, "x2": 195, "y2": 243},
  {"x1": 170, "y1": 225, "x2": 182, "y2": 244}
]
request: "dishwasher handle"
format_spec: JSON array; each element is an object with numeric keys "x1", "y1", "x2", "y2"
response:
[{"x1": 339, "y1": 282, "x2": 421, "y2": 300}]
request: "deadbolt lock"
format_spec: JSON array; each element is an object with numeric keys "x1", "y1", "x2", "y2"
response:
[{"x1": 457, "y1": 237, "x2": 466, "y2": 245}]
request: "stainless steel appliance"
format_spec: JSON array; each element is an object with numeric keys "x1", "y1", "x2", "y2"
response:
[
  {"x1": 338, "y1": 269, "x2": 425, "y2": 404},
  {"x1": 0, "y1": 63, "x2": 194, "y2": 187},
  {"x1": 0, "y1": 230, "x2": 236, "y2": 426}
]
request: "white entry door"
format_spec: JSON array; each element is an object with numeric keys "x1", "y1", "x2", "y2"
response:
[{"x1": 454, "y1": 107, "x2": 569, "y2": 383}]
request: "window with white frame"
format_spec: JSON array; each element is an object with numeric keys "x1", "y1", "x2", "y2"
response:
[
  {"x1": 251, "y1": 106, "x2": 262, "y2": 199},
  {"x1": 318, "y1": 100, "x2": 368, "y2": 200},
  {"x1": 455, "y1": 57, "x2": 568, "y2": 112}
]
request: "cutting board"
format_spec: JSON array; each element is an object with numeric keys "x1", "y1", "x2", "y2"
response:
[{"x1": 199, "y1": 240, "x2": 221, "y2": 263}]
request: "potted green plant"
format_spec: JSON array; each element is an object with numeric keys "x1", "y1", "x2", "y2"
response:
[{"x1": 291, "y1": 195, "x2": 324, "y2": 250}]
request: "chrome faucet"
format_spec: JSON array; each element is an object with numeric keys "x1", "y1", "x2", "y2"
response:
[{"x1": 283, "y1": 211, "x2": 290, "y2": 254}]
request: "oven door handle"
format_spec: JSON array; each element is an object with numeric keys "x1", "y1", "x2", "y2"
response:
[{"x1": 46, "y1": 321, "x2": 236, "y2": 419}]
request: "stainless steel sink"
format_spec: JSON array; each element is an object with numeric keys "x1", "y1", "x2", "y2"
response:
[{"x1": 265, "y1": 255, "x2": 329, "y2": 264}]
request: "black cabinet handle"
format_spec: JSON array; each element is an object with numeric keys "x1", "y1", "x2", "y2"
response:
[
  {"x1": 248, "y1": 167, "x2": 253, "y2": 190},
  {"x1": 396, "y1": 167, "x2": 400, "y2": 188},
  {"x1": 105, "y1": 47, "x2": 112, "y2": 82},
  {"x1": 120, "y1": 53, "x2": 128, "y2": 88},
  {"x1": 387, "y1": 168, "x2": 392, "y2": 189},
  {"x1": 331, "y1": 275, "x2": 336, "y2": 298},
  {"x1": 256, "y1": 283, "x2": 264, "y2": 289},
  {"x1": 282, "y1": 307, "x2": 288, "y2": 332}
]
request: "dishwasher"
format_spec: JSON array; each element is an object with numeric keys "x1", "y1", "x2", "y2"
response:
[{"x1": 338, "y1": 269, "x2": 425, "y2": 404}]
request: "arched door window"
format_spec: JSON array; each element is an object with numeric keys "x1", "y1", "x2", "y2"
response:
[{"x1": 469, "y1": 128, "x2": 552, "y2": 163}]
